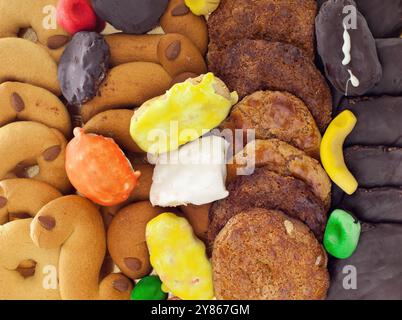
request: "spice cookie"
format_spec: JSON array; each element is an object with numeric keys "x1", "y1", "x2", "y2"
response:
[
  {"x1": 107, "y1": 201, "x2": 165, "y2": 280},
  {"x1": 0, "y1": 179, "x2": 62, "y2": 225},
  {"x1": 0, "y1": 38, "x2": 60, "y2": 95},
  {"x1": 220, "y1": 91, "x2": 322, "y2": 158},
  {"x1": 0, "y1": 121, "x2": 71, "y2": 194},
  {"x1": 209, "y1": 167, "x2": 327, "y2": 244},
  {"x1": 30, "y1": 195, "x2": 133, "y2": 300},
  {"x1": 212, "y1": 208, "x2": 329, "y2": 300},
  {"x1": 0, "y1": 82, "x2": 71, "y2": 137},
  {"x1": 209, "y1": 39, "x2": 332, "y2": 132}
]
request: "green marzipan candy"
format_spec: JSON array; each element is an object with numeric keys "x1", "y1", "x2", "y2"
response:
[{"x1": 131, "y1": 275, "x2": 167, "y2": 300}]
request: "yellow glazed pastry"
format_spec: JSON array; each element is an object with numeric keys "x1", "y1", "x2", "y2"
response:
[
  {"x1": 130, "y1": 72, "x2": 238, "y2": 154},
  {"x1": 185, "y1": 0, "x2": 221, "y2": 16},
  {"x1": 146, "y1": 213, "x2": 214, "y2": 300},
  {"x1": 320, "y1": 110, "x2": 358, "y2": 195}
]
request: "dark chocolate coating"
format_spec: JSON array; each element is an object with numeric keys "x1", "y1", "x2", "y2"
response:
[
  {"x1": 315, "y1": 0, "x2": 382, "y2": 96},
  {"x1": 337, "y1": 96, "x2": 402, "y2": 147},
  {"x1": 93, "y1": 0, "x2": 168, "y2": 34},
  {"x1": 58, "y1": 32, "x2": 110, "y2": 105},
  {"x1": 344, "y1": 146, "x2": 402, "y2": 188},
  {"x1": 333, "y1": 187, "x2": 402, "y2": 223},
  {"x1": 328, "y1": 223, "x2": 402, "y2": 300},
  {"x1": 318, "y1": 0, "x2": 402, "y2": 37},
  {"x1": 367, "y1": 39, "x2": 402, "y2": 96}
]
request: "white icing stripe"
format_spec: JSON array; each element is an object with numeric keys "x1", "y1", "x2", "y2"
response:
[
  {"x1": 342, "y1": 23, "x2": 351, "y2": 66},
  {"x1": 348, "y1": 69, "x2": 360, "y2": 87}
]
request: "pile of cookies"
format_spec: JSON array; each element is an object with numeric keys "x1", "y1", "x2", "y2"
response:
[{"x1": 0, "y1": 0, "x2": 401, "y2": 300}]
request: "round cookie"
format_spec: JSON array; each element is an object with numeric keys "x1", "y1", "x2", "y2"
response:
[
  {"x1": 0, "y1": 121, "x2": 71, "y2": 194},
  {"x1": 212, "y1": 208, "x2": 329, "y2": 300},
  {"x1": 209, "y1": 39, "x2": 332, "y2": 132},
  {"x1": 31, "y1": 195, "x2": 133, "y2": 300},
  {"x1": 107, "y1": 201, "x2": 165, "y2": 280},
  {"x1": 227, "y1": 139, "x2": 331, "y2": 209},
  {"x1": 180, "y1": 203, "x2": 210, "y2": 243},
  {"x1": 84, "y1": 109, "x2": 143, "y2": 153},
  {"x1": 93, "y1": 0, "x2": 168, "y2": 34},
  {"x1": 0, "y1": 38, "x2": 60, "y2": 95},
  {"x1": 58, "y1": 32, "x2": 110, "y2": 105},
  {"x1": 80, "y1": 62, "x2": 172, "y2": 123},
  {"x1": 208, "y1": 167, "x2": 327, "y2": 244},
  {"x1": 220, "y1": 91, "x2": 322, "y2": 158},
  {"x1": 0, "y1": 179, "x2": 62, "y2": 225},
  {"x1": 0, "y1": 82, "x2": 71, "y2": 137}
]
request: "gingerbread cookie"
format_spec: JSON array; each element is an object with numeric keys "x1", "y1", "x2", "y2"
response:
[
  {"x1": 0, "y1": 179, "x2": 62, "y2": 225},
  {"x1": 0, "y1": 82, "x2": 71, "y2": 137},
  {"x1": 107, "y1": 201, "x2": 165, "y2": 280},
  {"x1": 0, "y1": 38, "x2": 60, "y2": 95},
  {"x1": 0, "y1": 121, "x2": 71, "y2": 193},
  {"x1": 30, "y1": 195, "x2": 133, "y2": 300}
]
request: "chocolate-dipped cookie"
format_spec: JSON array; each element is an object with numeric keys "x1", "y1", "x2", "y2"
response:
[
  {"x1": 93, "y1": 0, "x2": 168, "y2": 34},
  {"x1": 58, "y1": 32, "x2": 110, "y2": 105},
  {"x1": 344, "y1": 146, "x2": 402, "y2": 188},
  {"x1": 367, "y1": 39, "x2": 402, "y2": 96},
  {"x1": 315, "y1": 0, "x2": 382, "y2": 96},
  {"x1": 328, "y1": 223, "x2": 402, "y2": 300},
  {"x1": 338, "y1": 96, "x2": 402, "y2": 147}
]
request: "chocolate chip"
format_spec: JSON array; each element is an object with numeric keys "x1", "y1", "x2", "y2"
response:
[
  {"x1": 171, "y1": 3, "x2": 190, "y2": 16},
  {"x1": 11, "y1": 93, "x2": 25, "y2": 112},
  {"x1": 16, "y1": 260, "x2": 37, "y2": 279},
  {"x1": 0, "y1": 196, "x2": 7, "y2": 209},
  {"x1": 9, "y1": 212, "x2": 31, "y2": 221},
  {"x1": 165, "y1": 40, "x2": 181, "y2": 60},
  {"x1": 124, "y1": 257, "x2": 142, "y2": 271},
  {"x1": 47, "y1": 35, "x2": 70, "y2": 49},
  {"x1": 43, "y1": 146, "x2": 61, "y2": 161},
  {"x1": 13, "y1": 163, "x2": 29, "y2": 178},
  {"x1": 38, "y1": 216, "x2": 56, "y2": 230},
  {"x1": 112, "y1": 278, "x2": 130, "y2": 292}
]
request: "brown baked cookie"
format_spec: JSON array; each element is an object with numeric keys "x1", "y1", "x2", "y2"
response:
[
  {"x1": 212, "y1": 208, "x2": 329, "y2": 300},
  {"x1": 208, "y1": 167, "x2": 327, "y2": 244},
  {"x1": 209, "y1": 40, "x2": 332, "y2": 132},
  {"x1": 107, "y1": 201, "x2": 165, "y2": 280},
  {"x1": 84, "y1": 109, "x2": 142, "y2": 153},
  {"x1": 208, "y1": 0, "x2": 317, "y2": 59},
  {"x1": 227, "y1": 139, "x2": 331, "y2": 209},
  {"x1": 180, "y1": 203, "x2": 210, "y2": 243},
  {"x1": 220, "y1": 91, "x2": 322, "y2": 158}
]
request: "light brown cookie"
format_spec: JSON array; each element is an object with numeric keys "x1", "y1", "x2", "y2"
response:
[
  {"x1": 0, "y1": 121, "x2": 71, "y2": 193},
  {"x1": 0, "y1": 38, "x2": 61, "y2": 95},
  {"x1": 180, "y1": 203, "x2": 210, "y2": 243},
  {"x1": 0, "y1": 179, "x2": 62, "y2": 225},
  {"x1": 212, "y1": 208, "x2": 329, "y2": 300},
  {"x1": 0, "y1": 82, "x2": 71, "y2": 137},
  {"x1": 107, "y1": 201, "x2": 165, "y2": 280},
  {"x1": 220, "y1": 91, "x2": 322, "y2": 158}
]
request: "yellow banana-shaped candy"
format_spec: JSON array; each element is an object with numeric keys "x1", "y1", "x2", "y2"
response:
[
  {"x1": 185, "y1": 0, "x2": 221, "y2": 16},
  {"x1": 130, "y1": 72, "x2": 238, "y2": 154},
  {"x1": 146, "y1": 213, "x2": 214, "y2": 300},
  {"x1": 320, "y1": 110, "x2": 358, "y2": 195}
]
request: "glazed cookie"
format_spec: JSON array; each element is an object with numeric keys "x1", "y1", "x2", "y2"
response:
[
  {"x1": 0, "y1": 179, "x2": 62, "y2": 225},
  {"x1": 337, "y1": 96, "x2": 402, "y2": 147},
  {"x1": 0, "y1": 219, "x2": 61, "y2": 300},
  {"x1": 160, "y1": 0, "x2": 208, "y2": 55},
  {"x1": 30, "y1": 195, "x2": 133, "y2": 300},
  {"x1": 315, "y1": 0, "x2": 382, "y2": 96},
  {"x1": 0, "y1": 121, "x2": 70, "y2": 193},
  {"x1": 80, "y1": 62, "x2": 172, "y2": 123},
  {"x1": 0, "y1": 0, "x2": 70, "y2": 60},
  {"x1": 58, "y1": 32, "x2": 110, "y2": 105},
  {"x1": 84, "y1": 109, "x2": 142, "y2": 153},
  {"x1": 105, "y1": 33, "x2": 207, "y2": 77},
  {"x1": 227, "y1": 139, "x2": 331, "y2": 209},
  {"x1": 0, "y1": 82, "x2": 71, "y2": 137},
  {"x1": 220, "y1": 91, "x2": 322, "y2": 158},
  {"x1": 209, "y1": 39, "x2": 332, "y2": 132},
  {"x1": 0, "y1": 38, "x2": 60, "y2": 95},
  {"x1": 212, "y1": 208, "x2": 329, "y2": 300},
  {"x1": 209, "y1": 167, "x2": 327, "y2": 244},
  {"x1": 208, "y1": 0, "x2": 317, "y2": 59},
  {"x1": 107, "y1": 201, "x2": 165, "y2": 280}
]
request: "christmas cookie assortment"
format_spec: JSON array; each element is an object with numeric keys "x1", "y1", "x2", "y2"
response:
[{"x1": 0, "y1": 0, "x2": 401, "y2": 301}]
